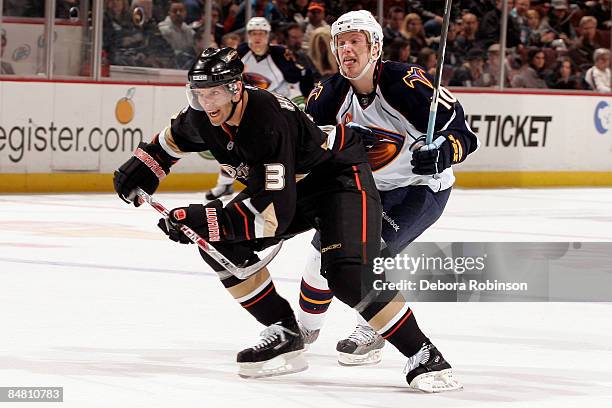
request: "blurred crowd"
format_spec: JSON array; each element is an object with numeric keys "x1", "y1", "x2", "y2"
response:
[{"x1": 1, "y1": 0, "x2": 610, "y2": 92}]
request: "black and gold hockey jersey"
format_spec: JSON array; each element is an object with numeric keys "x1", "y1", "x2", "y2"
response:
[{"x1": 156, "y1": 86, "x2": 368, "y2": 241}]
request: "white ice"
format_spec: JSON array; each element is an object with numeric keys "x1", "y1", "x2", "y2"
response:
[{"x1": 1, "y1": 188, "x2": 611, "y2": 407}]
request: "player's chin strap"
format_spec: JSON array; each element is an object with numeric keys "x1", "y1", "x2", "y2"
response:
[
  {"x1": 224, "y1": 86, "x2": 244, "y2": 124},
  {"x1": 340, "y1": 57, "x2": 376, "y2": 81},
  {"x1": 132, "y1": 188, "x2": 283, "y2": 279}
]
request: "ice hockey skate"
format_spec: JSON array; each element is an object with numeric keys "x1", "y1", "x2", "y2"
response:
[
  {"x1": 205, "y1": 183, "x2": 234, "y2": 200},
  {"x1": 237, "y1": 320, "x2": 308, "y2": 378},
  {"x1": 336, "y1": 324, "x2": 385, "y2": 366},
  {"x1": 404, "y1": 342, "x2": 462, "y2": 393},
  {"x1": 298, "y1": 322, "x2": 320, "y2": 347}
]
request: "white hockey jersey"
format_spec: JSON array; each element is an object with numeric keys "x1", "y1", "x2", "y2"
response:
[
  {"x1": 237, "y1": 43, "x2": 303, "y2": 99},
  {"x1": 306, "y1": 61, "x2": 479, "y2": 192}
]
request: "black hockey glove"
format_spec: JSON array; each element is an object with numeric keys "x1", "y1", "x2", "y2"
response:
[
  {"x1": 113, "y1": 142, "x2": 174, "y2": 206},
  {"x1": 346, "y1": 122, "x2": 377, "y2": 149},
  {"x1": 410, "y1": 133, "x2": 465, "y2": 175},
  {"x1": 157, "y1": 200, "x2": 235, "y2": 244}
]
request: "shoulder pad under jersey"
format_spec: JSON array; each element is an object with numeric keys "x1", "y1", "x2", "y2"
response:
[{"x1": 305, "y1": 73, "x2": 350, "y2": 126}]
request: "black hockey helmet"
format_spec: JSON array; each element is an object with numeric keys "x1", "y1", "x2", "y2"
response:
[{"x1": 188, "y1": 47, "x2": 244, "y2": 89}]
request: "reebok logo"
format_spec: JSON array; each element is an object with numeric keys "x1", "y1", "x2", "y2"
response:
[{"x1": 382, "y1": 211, "x2": 400, "y2": 232}]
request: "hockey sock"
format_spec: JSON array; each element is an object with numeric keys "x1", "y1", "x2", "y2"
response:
[
  {"x1": 360, "y1": 291, "x2": 429, "y2": 357},
  {"x1": 326, "y1": 262, "x2": 429, "y2": 357},
  {"x1": 298, "y1": 246, "x2": 333, "y2": 331},
  {"x1": 216, "y1": 168, "x2": 235, "y2": 186},
  {"x1": 221, "y1": 267, "x2": 296, "y2": 326}
]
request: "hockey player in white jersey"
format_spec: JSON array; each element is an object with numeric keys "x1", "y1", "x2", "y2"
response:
[
  {"x1": 298, "y1": 10, "x2": 479, "y2": 392},
  {"x1": 205, "y1": 16, "x2": 305, "y2": 201}
]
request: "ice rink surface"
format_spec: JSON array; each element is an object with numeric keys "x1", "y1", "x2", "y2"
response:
[{"x1": 1, "y1": 188, "x2": 612, "y2": 407}]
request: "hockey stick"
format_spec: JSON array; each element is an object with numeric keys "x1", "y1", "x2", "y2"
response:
[
  {"x1": 425, "y1": 0, "x2": 453, "y2": 145},
  {"x1": 134, "y1": 188, "x2": 283, "y2": 279}
]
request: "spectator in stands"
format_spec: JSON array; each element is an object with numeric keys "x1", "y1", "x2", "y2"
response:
[
  {"x1": 525, "y1": 8, "x2": 556, "y2": 47},
  {"x1": 103, "y1": 0, "x2": 133, "y2": 64},
  {"x1": 445, "y1": 20, "x2": 465, "y2": 67},
  {"x1": 568, "y1": 16, "x2": 606, "y2": 70},
  {"x1": 183, "y1": 0, "x2": 203, "y2": 24},
  {"x1": 543, "y1": 0, "x2": 576, "y2": 46},
  {"x1": 400, "y1": 13, "x2": 429, "y2": 54},
  {"x1": 511, "y1": 47, "x2": 549, "y2": 88},
  {"x1": 511, "y1": 0, "x2": 531, "y2": 44},
  {"x1": 383, "y1": 6, "x2": 406, "y2": 46},
  {"x1": 307, "y1": 26, "x2": 337, "y2": 82},
  {"x1": 478, "y1": 0, "x2": 521, "y2": 48},
  {"x1": 158, "y1": 0, "x2": 195, "y2": 55},
  {"x1": 449, "y1": 48, "x2": 494, "y2": 87},
  {"x1": 221, "y1": 32, "x2": 241, "y2": 49},
  {"x1": 265, "y1": 0, "x2": 293, "y2": 26},
  {"x1": 485, "y1": 43, "x2": 512, "y2": 87},
  {"x1": 416, "y1": 47, "x2": 437, "y2": 76},
  {"x1": 190, "y1": 3, "x2": 224, "y2": 46},
  {"x1": 584, "y1": 48, "x2": 611, "y2": 92},
  {"x1": 288, "y1": 0, "x2": 309, "y2": 25},
  {"x1": 303, "y1": 2, "x2": 329, "y2": 52},
  {"x1": 383, "y1": 36, "x2": 411, "y2": 64},
  {"x1": 1, "y1": 29, "x2": 16, "y2": 75},
  {"x1": 176, "y1": 27, "x2": 217, "y2": 69},
  {"x1": 404, "y1": 0, "x2": 462, "y2": 36},
  {"x1": 546, "y1": 57, "x2": 582, "y2": 89},
  {"x1": 110, "y1": 0, "x2": 175, "y2": 68},
  {"x1": 585, "y1": 0, "x2": 611, "y2": 30},
  {"x1": 462, "y1": 0, "x2": 496, "y2": 19},
  {"x1": 132, "y1": 0, "x2": 154, "y2": 23},
  {"x1": 285, "y1": 23, "x2": 305, "y2": 54},
  {"x1": 454, "y1": 13, "x2": 485, "y2": 63}
]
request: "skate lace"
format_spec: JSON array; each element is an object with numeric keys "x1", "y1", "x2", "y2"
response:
[
  {"x1": 253, "y1": 324, "x2": 295, "y2": 350},
  {"x1": 347, "y1": 325, "x2": 378, "y2": 346},
  {"x1": 403, "y1": 342, "x2": 431, "y2": 374}
]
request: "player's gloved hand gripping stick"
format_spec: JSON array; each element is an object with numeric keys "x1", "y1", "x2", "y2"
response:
[{"x1": 133, "y1": 188, "x2": 283, "y2": 279}]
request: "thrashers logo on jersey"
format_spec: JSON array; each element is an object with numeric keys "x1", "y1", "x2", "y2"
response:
[
  {"x1": 367, "y1": 127, "x2": 405, "y2": 171},
  {"x1": 402, "y1": 66, "x2": 433, "y2": 89},
  {"x1": 242, "y1": 72, "x2": 272, "y2": 89},
  {"x1": 307, "y1": 81, "x2": 324, "y2": 105}
]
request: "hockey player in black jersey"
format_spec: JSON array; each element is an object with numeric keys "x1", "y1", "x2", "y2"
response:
[
  {"x1": 113, "y1": 46, "x2": 375, "y2": 379},
  {"x1": 204, "y1": 16, "x2": 308, "y2": 201},
  {"x1": 297, "y1": 10, "x2": 479, "y2": 391}
]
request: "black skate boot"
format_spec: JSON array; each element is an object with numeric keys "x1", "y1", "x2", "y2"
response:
[
  {"x1": 336, "y1": 324, "x2": 385, "y2": 366},
  {"x1": 404, "y1": 342, "x2": 462, "y2": 393},
  {"x1": 205, "y1": 183, "x2": 234, "y2": 200},
  {"x1": 237, "y1": 319, "x2": 308, "y2": 378}
]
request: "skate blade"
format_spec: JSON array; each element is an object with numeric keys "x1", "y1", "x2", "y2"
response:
[
  {"x1": 337, "y1": 349, "x2": 383, "y2": 366},
  {"x1": 408, "y1": 369, "x2": 463, "y2": 393},
  {"x1": 238, "y1": 350, "x2": 308, "y2": 379}
]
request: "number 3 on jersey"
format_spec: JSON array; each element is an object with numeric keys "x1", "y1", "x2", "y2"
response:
[{"x1": 265, "y1": 164, "x2": 285, "y2": 190}]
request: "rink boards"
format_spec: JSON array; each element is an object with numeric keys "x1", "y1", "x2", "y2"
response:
[{"x1": 0, "y1": 79, "x2": 611, "y2": 191}]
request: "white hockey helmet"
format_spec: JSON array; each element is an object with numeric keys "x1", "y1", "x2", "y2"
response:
[
  {"x1": 330, "y1": 10, "x2": 383, "y2": 80},
  {"x1": 246, "y1": 17, "x2": 271, "y2": 33}
]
